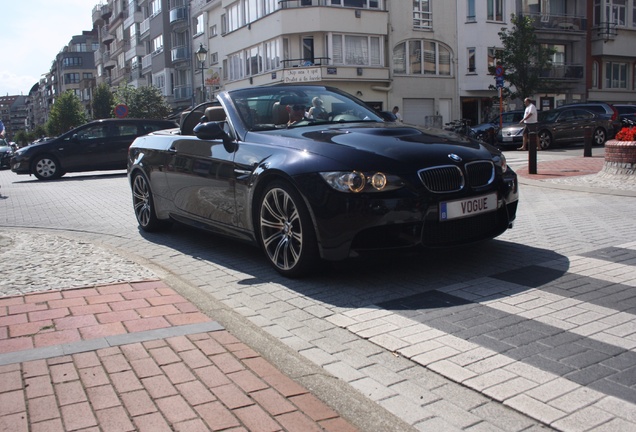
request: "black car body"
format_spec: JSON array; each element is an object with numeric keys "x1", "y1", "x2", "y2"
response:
[
  {"x1": 0, "y1": 144, "x2": 14, "y2": 168},
  {"x1": 536, "y1": 107, "x2": 615, "y2": 149},
  {"x1": 11, "y1": 118, "x2": 177, "y2": 180},
  {"x1": 615, "y1": 104, "x2": 636, "y2": 126},
  {"x1": 558, "y1": 101, "x2": 621, "y2": 135},
  {"x1": 127, "y1": 85, "x2": 519, "y2": 277}
]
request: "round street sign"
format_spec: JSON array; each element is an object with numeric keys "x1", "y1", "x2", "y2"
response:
[
  {"x1": 495, "y1": 66, "x2": 504, "y2": 77},
  {"x1": 114, "y1": 104, "x2": 129, "y2": 118}
]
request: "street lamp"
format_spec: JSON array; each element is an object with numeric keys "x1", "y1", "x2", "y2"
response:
[{"x1": 195, "y1": 43, "x2": 208, "y2": 103}]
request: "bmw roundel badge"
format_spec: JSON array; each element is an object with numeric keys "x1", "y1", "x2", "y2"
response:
[{"x1": 448, "y1": 153, "x2": 462, "y2": 162}]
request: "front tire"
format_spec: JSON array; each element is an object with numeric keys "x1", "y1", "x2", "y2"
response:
[
  {"x1": 32, "y1": 155, "x2": 62, "y2": 180},
  {"x1": 257, "y1": 180, "x2": 319, "y2": 278},
  {"x1": 131, "y1": 172, "x2": 169, "y2": 232}
]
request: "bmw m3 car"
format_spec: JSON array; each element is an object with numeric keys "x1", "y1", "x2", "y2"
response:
[{"x1": 127, "y1": 85, "x2": 519, "y2": 277}]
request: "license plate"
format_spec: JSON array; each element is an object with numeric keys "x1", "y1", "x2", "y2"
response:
[
  {"x1": 440, "y1": 193, "x2": 497, "y2": 221},
  {"x1": 502, "y1": 136, "x2": 513, "y2": 142}
]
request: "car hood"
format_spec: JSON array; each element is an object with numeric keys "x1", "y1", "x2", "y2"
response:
[{"x1": 251, "y1": 122, "x2": 497, "y2": 169}]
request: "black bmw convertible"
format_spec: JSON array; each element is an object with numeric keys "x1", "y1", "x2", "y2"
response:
[{"x1": 128, "y1": 85, "x2": 519, "y2": 277}]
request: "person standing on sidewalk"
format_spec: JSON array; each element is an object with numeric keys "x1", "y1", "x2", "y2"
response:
[{"x1": 517, "y1": 98, "x2": 538, "y2": 150}]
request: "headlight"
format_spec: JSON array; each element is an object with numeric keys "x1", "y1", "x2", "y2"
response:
[
  {"x1": 319, "y1": 171, "x2": 404, "y2": 193},
  {"x1": 492, "y1": 153, "x2": 508, "y2": 173}
]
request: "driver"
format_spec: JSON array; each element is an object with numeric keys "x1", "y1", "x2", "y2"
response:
[{"x1": 286, "y1": 104, "x2": 307, "y2": 126}]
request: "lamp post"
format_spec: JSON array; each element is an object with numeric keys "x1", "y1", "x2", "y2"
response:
[{"x1": 195, "y1": 43, "x2": 208, "y2": 103}]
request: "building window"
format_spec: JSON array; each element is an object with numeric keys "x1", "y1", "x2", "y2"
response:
[
  {"x1": 150, "y1": 0, "x2": 161, "y2": 16},
  {"x1": 245, "y1": 45, "x2": 262, "y2": 76},
  {"x1": 331, "y1": 34, "x2": 382, "y2": 66},
  {"x1": 195, "y1": 15, "x2": 204, "y2": 35},
  {"x1": 487, "y1": 47, "x2": 503, "y2": 72},
  {"x1": 64, "y1": 73, "x2": 81, "y2": 84},
  {"x1": 329, "y1": 0, "x2": 381, "y2": 8},
  {"x1": 592, "y1": 61, "x2": 599, "y2": 88},
  {"x1": 607, "y1": 0, "x2": 627, "y2": 26},
  {"x1": 393, "y1": 40, "x2": 451, "y2": 76},
  {"x1": 210, "y1": 24, "x2": 217, "y2": 37},
  {"x1": 487, "y1": 0, "x2": 503, "y2": 21},
  {"x1": 63, "y1": 57, "x2": 82, "y2": 67},
  {"x1": 152, "y1": 35, "x2": 163, "y2": 54},
  {"x1": 467, "y1": 48, "x2": 476, "y2": 73},
  {"x1": 264, "y1": 39, "x2": 280, "y2": 71},
  {"x1": 228, "y1": 52, "x2": 245, "y2": 81},
  {"x1": 227, "y1": 2, "x2": 243, "y2": 32},
  {"x1": 413, "y1": 1, "x2": 432, "y2": 29},
  {"x1": 211, "y1": 52, "x2": 219, "y2": 64},
  {"x1": 605, "y1": 62, "x2": 627, "y2": 88},
  {"x1": 467, "y1": 0, "x2": 475, "y2": 22}
]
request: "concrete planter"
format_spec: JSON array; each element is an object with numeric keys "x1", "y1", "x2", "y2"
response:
[{"x1": 603, "y1": 139, "x2": 636, "y2": 176}]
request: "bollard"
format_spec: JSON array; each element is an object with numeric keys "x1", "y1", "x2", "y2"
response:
[
  {"x1": 528, "y1": 128, "x2": 538, "y2": 174},
  {"x1": 583, "y1": 127, "x2": 593, "y2": 157}
]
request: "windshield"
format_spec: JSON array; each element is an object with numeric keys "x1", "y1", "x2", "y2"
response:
[{"x1": 228, "y1": 85, "x2": 383, "y2": 131}]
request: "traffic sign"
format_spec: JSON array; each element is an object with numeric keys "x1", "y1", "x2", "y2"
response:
[
  {"x1": 114, "y1": 104, "x2": 129, "y2": 118},
  {"x1": 496, "y1": 76, "x2": 504, "y2": 89},
  {"x1": 495, "y1": 66, "x2": 504, "y2": 77}
]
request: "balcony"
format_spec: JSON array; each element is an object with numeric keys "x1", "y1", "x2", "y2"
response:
[
  {"x1": 124, "y1": 10, "x2": 144, "y2": 30},
  {"x1": 171, "y1": 46, "x2": 190, "y2": 64},
  {"x1": 100, "y1": 25, "x2": 114, "y2": 43},
  {"x1": 174, "y1": 86, "x2": 193, "y2": 101},
  {"x1": 141, "y1": 54, "x2": 152, "y2": 71},
  {"x1": 280, "y1": 0, "x2": 383, "y2": 10},
  {"x1": 170, "y1": 7, "x2": 188, "y2": 26},
  {"x1": 530, "y1": 13, "x2": 586, "y2": 32},
  {"x1": 125, "y1": 44, "x2": 147, "y2": 62},
  {"x1": 140, "y1": 18, "x2": 150, "y2": 38},
  {"x1": 540, "y1": 64, "x2": 584, "y2": 81}
]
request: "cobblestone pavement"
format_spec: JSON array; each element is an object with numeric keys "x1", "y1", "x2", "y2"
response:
[{"x1": 1, "y1": 154, "x2": 635, "y2": 431}]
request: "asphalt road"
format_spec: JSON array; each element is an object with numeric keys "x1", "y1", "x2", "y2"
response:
[{"x1": 1, "y1": 148, "x2": 636, "y2": 431}]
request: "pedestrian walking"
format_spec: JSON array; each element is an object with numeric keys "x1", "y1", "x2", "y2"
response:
[{"x1": 517, "y1": 98, "x2": 539, "y2": 150}]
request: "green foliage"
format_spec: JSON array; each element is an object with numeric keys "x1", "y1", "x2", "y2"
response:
[
  {"x1": 114, "y1": 84, "x2": 171, "y2": 119},
  {"x1": 92, "y1": 83, "x2": 115, "y2": 119},
  {"x1": 46, "y1": 91, "x2": 87, "y2": 136},
  {"x1": 13, "y1": 130, "x2": 30, "y2": 146},
  {"x1": 495, "y1": 14, "x2": 556, "y2": 100}
]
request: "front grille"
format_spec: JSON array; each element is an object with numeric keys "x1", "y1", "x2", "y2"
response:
[
  {"x1": 418, "y1": 161, "x2": 495, "y2": 193},
  {"x1": 418, "y1": 165, "x2": 464, "y2": 192},
  {"x1": 465, "y1": 161, "x2": 495, "y2": 188}
]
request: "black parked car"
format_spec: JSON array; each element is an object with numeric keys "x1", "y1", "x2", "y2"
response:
[
  {"x1": 11, "y1": 118, "x2": 177, "y2": 180},
  {"x1": 558, "y1": 101, "x2": 621, "y2": 135},
  {"x1": 127, "y1": 85, "x2": 519, "y2": 277},
  {"x1": 614, "y1": 104, "x2": 636, "y2": 126},
  {"x1": 536, "y1": 107, "x2": 615, "y2": 149},
  {"x1": 0, "y1": 143, "x2": 14, "y2": 168}
]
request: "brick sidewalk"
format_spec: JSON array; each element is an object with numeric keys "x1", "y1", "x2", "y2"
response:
[
  {"x1": 515, "y1": 155, "x2": 604, "y2": 180},
  {"x1": 0, "y1": 281, "x2": 358, "y2": 432}
]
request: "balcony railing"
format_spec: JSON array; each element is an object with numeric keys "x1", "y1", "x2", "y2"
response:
[
  {"x1": 540, "y1": 64, "x2": 584, "y2": 80},
  {"x1": 174, "y1": 86, "x2": 193, "y2": 101},
  {"x1": 529, "y1": 13, "x2": 586, "y2": 32},
  {"x1": 171, "y1": 46, "x2": 190, "y2": 63},
  {"x1": 280, "y1": 0, "x2": 382, "y2": 9},
  {"x1": 170, "y1": 7, "x2": 187, "y2": 24}
]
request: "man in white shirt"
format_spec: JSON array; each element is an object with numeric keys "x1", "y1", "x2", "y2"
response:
[{"x1": 517, "y1": 98, "x2": 538, "y2": 151}]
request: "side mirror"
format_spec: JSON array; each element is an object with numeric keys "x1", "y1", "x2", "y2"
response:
[{"x1": 193, "y1": 121, "x2": 237, "y2": 152}]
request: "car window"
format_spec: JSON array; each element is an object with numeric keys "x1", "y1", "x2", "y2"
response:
[
  {"x1": 76, "y1": 125, "x2": 108, "y2": 140},
  {"x1": 114, "y1": 124, "x2": 138, "y2": 137}
]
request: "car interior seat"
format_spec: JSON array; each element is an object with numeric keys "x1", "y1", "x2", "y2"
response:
[
  {"x1": 272, "y1": 96, "x2": 301, "y2": 125},
  {"x1": 180, "y1": 109, "x2": 206, "y2": 135},
  {"x1": 205, "y1": 106, "x2": 227, "y2": 122}
]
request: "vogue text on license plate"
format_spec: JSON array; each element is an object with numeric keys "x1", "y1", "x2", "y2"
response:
[{"x1": 440, "y1": 193, "x2": 497, "y2": 221}]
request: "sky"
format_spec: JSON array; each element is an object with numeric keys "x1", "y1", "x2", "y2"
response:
[{"x1": 0, "y1": 0, "x2": 96, "y2": 97}]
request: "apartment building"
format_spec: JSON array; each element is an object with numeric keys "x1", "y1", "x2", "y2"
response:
[{"x1": 20, "y1": 0, "x2": 636, "y2": 130}]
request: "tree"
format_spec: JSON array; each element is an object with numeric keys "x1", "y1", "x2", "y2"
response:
[
  {"x1": 114, "y1": 84, "x2": 171, "y2": 119},
  {"x1": 92, "y1": 83, "x2": 115, "y2": 119},
  {"x1": 495, "y1": 14, "x2": 556, "y2": 100},
  {"x1": 46, "y1": 91, "x2": 87, "y2": 136}
]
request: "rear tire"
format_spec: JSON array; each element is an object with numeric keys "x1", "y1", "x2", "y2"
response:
[
  {"x1": 131, "y1": 172, "x2": 170, "y2": 232},
  {"x1": 538, "y1": 130, "x2": 552, "y2": 150},
  {"x1": 593, "y1": 127, "x2": 607, "y2": 146}
]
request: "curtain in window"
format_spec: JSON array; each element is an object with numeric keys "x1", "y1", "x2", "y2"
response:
[
  {"x1": 345, "y1": 35, "x2": 368, "y2": 65},
  {"x1": 393, "y1": 42, "x2": 406, "y2": 73},
  {"x1": 409, "y1": 41, "x2": 422, "y2": 74}
]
